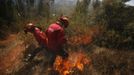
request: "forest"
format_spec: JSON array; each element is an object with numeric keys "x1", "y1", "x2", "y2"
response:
[{"x1": 0, "y1": 0, "x2": 134, "y2": 75}]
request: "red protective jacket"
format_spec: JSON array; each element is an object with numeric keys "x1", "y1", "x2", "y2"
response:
[
  {"x1": 33, "y1": 27, "x2": 48, "y2": 47},
  {"x1": 45, "y1": 23, "x2": 66, "y2": 51}
]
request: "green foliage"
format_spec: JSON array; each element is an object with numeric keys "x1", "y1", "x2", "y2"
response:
[
  {"x1": 0, "y1": 0, "x2": 18, "y2": 39},
  {"x1": 0, "y1": 0, "x2": 52, "y2": 39},
  {"x1": 94, "y1": 0, "x2": 134, "y2": 50}
]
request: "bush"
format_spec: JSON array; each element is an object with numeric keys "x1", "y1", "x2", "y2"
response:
[{"x1": 94, "y1": 1, "x2": 134, "y2": 50}]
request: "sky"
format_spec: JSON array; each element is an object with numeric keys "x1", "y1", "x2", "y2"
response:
[
  {"x1": 54, "y1": 0, "x2": 134, "y2": 6},
  {"x1": 125, "y1": 0, "x2": 134, "y2": 6}
]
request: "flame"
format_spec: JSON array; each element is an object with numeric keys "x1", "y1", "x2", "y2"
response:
[{"x1": 53, "y1": 51, "x2": 91, "y2": 75}]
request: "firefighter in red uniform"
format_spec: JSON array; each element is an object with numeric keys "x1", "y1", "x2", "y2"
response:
[
  {"x1": 24, "y1": 16, "x2": 69, "y2": 66},
  {"x1": 24, "y1": 23, "x2": 48, "y2": 61},
  {"x1": 45, "y1": 16, "x2": 69, "y2": 66}
]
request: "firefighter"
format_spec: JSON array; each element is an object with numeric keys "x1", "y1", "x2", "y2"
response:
[
  {"x1": 45, "y1": 16, "x2": 69, "y2": 66},
  {"x1": 24, "y1": 23, "x2": 48, "y2": 61},
  {"x1": 24, "y1": 16, "x2": 69, "y2": 66}
]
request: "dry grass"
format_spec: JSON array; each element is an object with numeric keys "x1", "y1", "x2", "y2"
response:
[
  {"x1": 0, "y1": 22, "x2": 133, "y2": 75},
  {"x1": 91, "y1": 47, "x2": 134, "y2": 75}
]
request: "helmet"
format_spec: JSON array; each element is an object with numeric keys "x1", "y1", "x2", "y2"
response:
[
  {"x1": 24, "y1": 23, "x2": 35, "y2": 33},
  {"x1": 58, "y1": 16, "x2": 69, "y2": 28}
]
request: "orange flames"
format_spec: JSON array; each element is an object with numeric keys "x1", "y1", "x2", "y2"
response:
[{"x1": 53, "y1": 51, "x2": 91, "y2": 75}]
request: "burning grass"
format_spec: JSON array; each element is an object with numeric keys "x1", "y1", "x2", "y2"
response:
[{"x1": 53, "y1": 51, "x2": 91, "y2": 75}]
